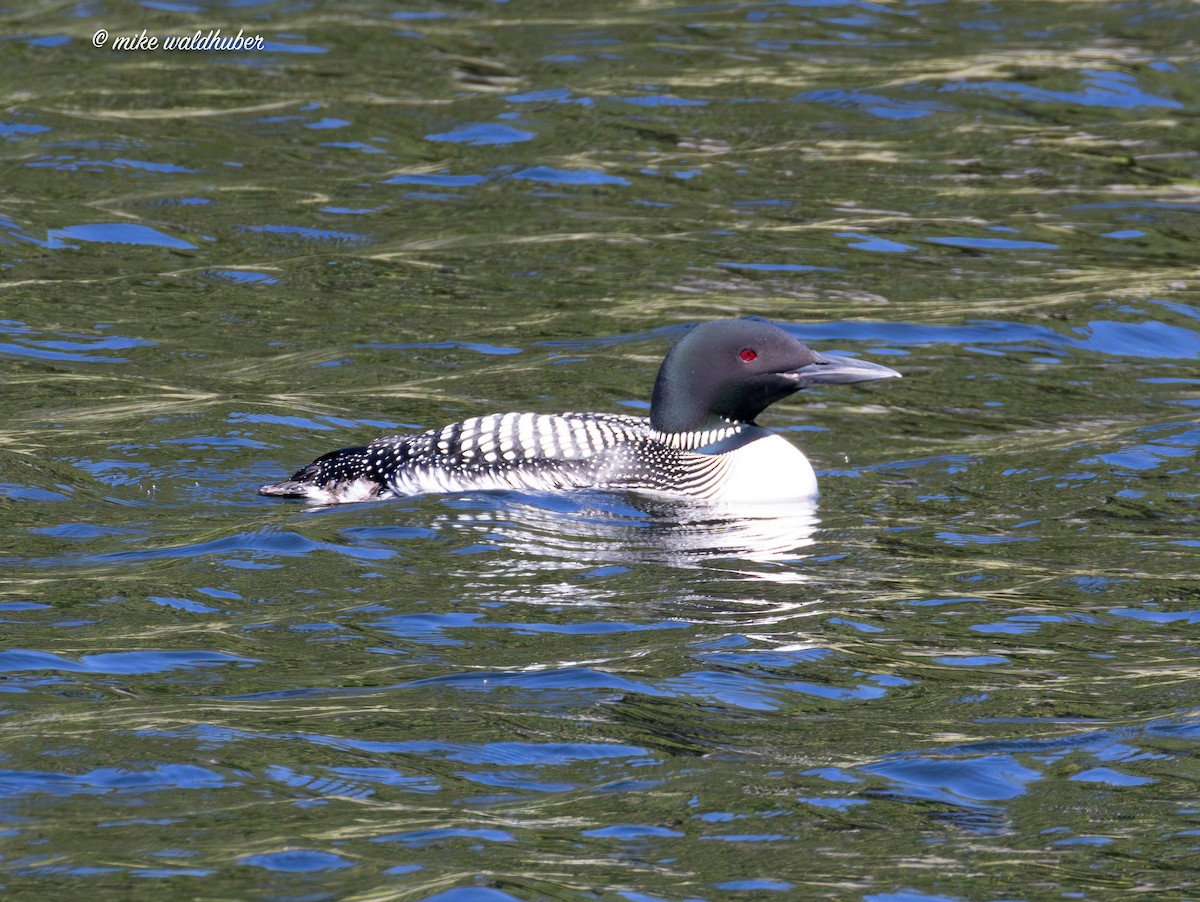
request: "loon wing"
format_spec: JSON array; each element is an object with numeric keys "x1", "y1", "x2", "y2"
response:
[{"x1": 259, "y1": 412, "x2": 655, "y2": 503}]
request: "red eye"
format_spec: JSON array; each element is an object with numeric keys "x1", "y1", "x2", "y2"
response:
[{"x1": 739, "y1": 348, "x2": 757, "y2": 362}]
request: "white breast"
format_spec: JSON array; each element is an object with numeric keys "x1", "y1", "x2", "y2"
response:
[{"x1": 710, "y1": 433, "x2": 818, "y2": 504}]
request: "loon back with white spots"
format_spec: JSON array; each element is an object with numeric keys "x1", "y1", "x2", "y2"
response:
[{"x1": 259, "y1": 318, "x2": 901, "y2": 505}]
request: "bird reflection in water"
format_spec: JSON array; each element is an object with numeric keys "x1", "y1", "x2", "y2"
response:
[{"x1": 417, "y1": 489, "x2": 821, "y2": 576}]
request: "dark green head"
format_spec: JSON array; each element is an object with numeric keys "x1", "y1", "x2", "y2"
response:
[{"x1": 649, "y1": 318, "x2": 901, "y2": 433}]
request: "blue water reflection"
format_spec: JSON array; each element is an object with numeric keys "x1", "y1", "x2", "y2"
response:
[
  {"x1": 941, "y1": 69, "x2": 1183, "y2": 110},
  {"x1": 46, "y1": 223, "x2": 196, "y2": 249},
  {"x1": 0, "y1": 763, "x2": 229, "y2": 796},
  {"x1": 513, "y1": 166, "x2": 630, "y2": 186},
  {"x1": 240, "y1": 849, "x2": 354, "y2": 872},
  {"x1": 426, "y1": 123, "x2": 536, "y2": 145}
]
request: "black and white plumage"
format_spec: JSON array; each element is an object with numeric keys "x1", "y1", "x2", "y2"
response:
[{"x1": 259, "y1": 318, "x2": 901, "y2": 505}]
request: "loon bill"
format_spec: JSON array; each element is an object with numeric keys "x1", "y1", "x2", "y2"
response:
[{"x1": 259, "y1": 317, "x2": 901, "y2": 505}]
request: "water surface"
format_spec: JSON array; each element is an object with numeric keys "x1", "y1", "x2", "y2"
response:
[{"x1": 2, "y1": 1, "x2": 1200, "y2": 899}]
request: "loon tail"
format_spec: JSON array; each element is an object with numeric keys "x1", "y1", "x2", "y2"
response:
[
  {"x1": 257, "y1": 469, "x2": 323, "y2": 497},
  {"x1": 259, "y1": 445, "x2": 386, "y2": 502}
]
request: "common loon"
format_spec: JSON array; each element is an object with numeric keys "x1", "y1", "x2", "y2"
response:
[{"x1": 258, "y1": 318, "x2": 901, "y2": 505}]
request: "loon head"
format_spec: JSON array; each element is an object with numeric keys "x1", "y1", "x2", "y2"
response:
[{"x1": 649, "y1": 317, "x2": 901, "y2": 433}]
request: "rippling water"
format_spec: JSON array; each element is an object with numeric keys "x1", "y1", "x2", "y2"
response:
[{"x1": 3, "y1": 0, "x2": 1200, "y2": 899}]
